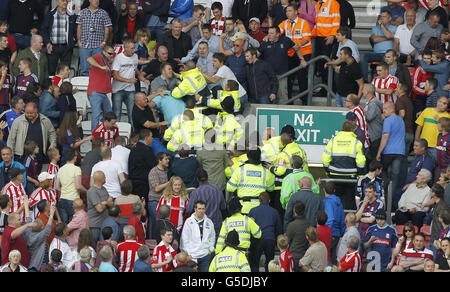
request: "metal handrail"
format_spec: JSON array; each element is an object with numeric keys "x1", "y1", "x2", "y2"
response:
[{"x1": 277, "y1": 55, "x2": 335, "y2": 106}]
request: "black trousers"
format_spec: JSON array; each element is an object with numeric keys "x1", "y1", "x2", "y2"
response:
[
  {"x1": 47, "y1": 44, "x2": 73, "y2": 75},
  {"x1": 287, "y1": 54, "x2": 312, "y2": 105},
  {"x1": 249, "y1": 238, "x2": 276, "y2": 272},
  {"x1": 394, "y1": 210, "x2": 426, "y2": 229},
  {"x1": 314, "y1": 37, "x2": 335, "y2": 85}
]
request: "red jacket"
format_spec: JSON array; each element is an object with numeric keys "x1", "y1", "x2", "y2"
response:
[
  {"x1": 127, "y1": 215, "x2": 145, "y2": 244},
  {"x1": 412, "y1": 65, "x2": 434, "y2": 100}
]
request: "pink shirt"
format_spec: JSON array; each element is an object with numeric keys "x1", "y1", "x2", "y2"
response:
[
  {"x1": 298, "y1": 1, "x2": 316, "y2": 32},
  {"x1": 67, "y1": 210, "x2": 90, "y2": 248}
]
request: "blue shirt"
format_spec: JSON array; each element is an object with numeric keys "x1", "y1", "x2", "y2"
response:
[
  {"x1": 133, "y1": 259, "x2": 152, "y2": 272},
  {"x1": 100, "y1": 216, "x2": 122, "y2": 242},
  {"x1": 4, "y1": 109, "x2": 23, "y2": 129},
  {"x1": 371, "y1": 25, "x2": 397, "y2": 54},
  {"x1": 380, "y1": 5, "x2": 406, "y2": 23},
  {"x1": 248, "y1": 202, "x2": 283, "y2": 240},
  {"x1": 382, "y1": 114, "x2": 405, "y2": 155},
  {"x1": 225, "y1": 53, "x2": 246, "y2": 76},
  {"x1": 364, "y1": 224, "x2": 398, "y2": 269},
  {"x1": 181, "y1": 35, "x2": 220, "y2": 63},
  {"x1": 336, "y1": 40, "x2": 360, "y2": 60},
  {"x1": 152, "y1": 92, "x2": 186, "y2": 124},
  {"x1": 99, "y1": 262, "x2": 118, "y2": 272},
  {"x1": 406, "y1": 153, "x2": 435, "y2": 184},
  {"x1": 324, "y1": 195, "x2": 346, "y2": 237}
]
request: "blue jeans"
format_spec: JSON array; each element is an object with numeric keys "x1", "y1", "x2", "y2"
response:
[
  {"x1": 196, "y1": 253, "x2": 213, "y2": 272},
  {"x1": 148, "y1": 200, "x2": 159, "y2": 240},
  {"x1": 335, "y1": 93, "x2": 346, "y2": 107},
  {"x1": 57, "y1": 198, "x2": 75, "y2": 224},
  {"x1": 112, "y1": 90, "x2": 135, "y2": 127},
  {"x1": 79, "y1": 47, "x2": 103, "y2": 76},
  {"x1": 360, "y1": 52, "x2": 385, "y2": 82},
  {"x1": 88, "y1": 90, "x2": 113, "y2": 131},
  {"x1": 382, "y1": 154, "x2": 407, "y2": 207}
]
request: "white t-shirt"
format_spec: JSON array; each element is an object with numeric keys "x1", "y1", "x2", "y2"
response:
[
  {"x1": 111, "y1": 52, "x2": 139, "y2": 93},
  {"x1": 207, "y1": 0, "x2": 234, "y2": 17},
  {"x1": 214, "y1": 65, "x2": 247, "y2": 97},
  {"x1": 111, "y1": 145, "x2": 130, "y2": 175},
  {"x1": 394, "y1": 24, "x2": 415, "y2": 55},
  {"x1": 91, "y1": 160, "x2": 124, "y2": 198}
]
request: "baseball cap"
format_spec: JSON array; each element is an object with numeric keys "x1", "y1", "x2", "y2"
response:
[
  {"x1": 375, "y1": 209, "x2": 387, "y2": 220},
  {"x1": 249, "y1": 17, "x2": 260, "y2": 24},
  {"x1": 346, "y1": 112, "x2": 357, "y2": 120},
  {"x1": 38, "y1": 172, "x2": 54, "y2": 182},
  {"x1": 230, "y1": 32, "x2": 248, "y2": 42},
  {"x1": 7, "y1": 168, "x2": 25, "y2": 180}
]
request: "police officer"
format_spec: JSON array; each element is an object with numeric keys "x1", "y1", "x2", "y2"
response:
[
  {"x1": 226, "y1": 149, "x2": 275, "y2": 214},
  {"x1": 214, "y1": 96, "x2": 244, "y2": 149},
  {"x1": 215, "y1": 197, "x2": 261, "y2": 254},
  {"x1": 322, "y1": 120, "x2": 366, "y2": 209},
  {"x1": 172, "y1": 60, "x2": 212, "y2": 100},
  {"x1": 209, "y1": 229, "x2": 250, "y2": 272},
  {"x1": 167, "y1": 110, "x2": 205, "y2": 152},
  {"x1": 163, "y1": 95, "x2": 213, "y2": 142}
]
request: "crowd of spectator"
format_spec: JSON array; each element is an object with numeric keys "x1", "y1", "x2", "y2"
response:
[{"x1": 0, "y1": 0, "x2": 449, "y2": 273}]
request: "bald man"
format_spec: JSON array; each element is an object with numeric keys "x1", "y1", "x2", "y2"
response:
[
  {"x1": 87, "y1": 170, "x2": 114, "y2": 246},
  {"x1": 66, "y1": 198, "x2": 89, "y2": 248},
  {"x1": 174, "y1": 252, "x2": 196, "y2": 272},
  {"x1": 337, "y1": 213, "x2": 361, "y2": 262},
  {"x1": 12, "y1": 34, "x2": 49, "y2": 80},
  {"x1": 284, "y1": 176, "x2": 324, "y2": 229}
]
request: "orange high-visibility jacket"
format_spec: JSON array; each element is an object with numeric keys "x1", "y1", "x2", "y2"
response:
[
  {"x1": 312, "y1": 0, "x2": 341, "y2": 37},
  {"x1": 279, "y1": 17, "x2": 312, "y2": 57}
]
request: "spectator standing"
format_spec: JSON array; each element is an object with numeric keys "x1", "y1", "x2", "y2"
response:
[
  {"x1": 1, "y1": 168, "x2": 27, "y2": 221},
  {"x1": 127, "y1": 202, "x2": 145, "y2": 244},
  {"x1": 142, "y1": 0, "x2": 170, "y2": 41},
  {"x1": 436, "y1": 117, "x2": 450, "y2": 175},
  {"x1": 115, "y1": 180, "x2": 142, "y2": 228},
  {"x1": 154, "y1": 204, "x2": 180, "y2": 247},
  {"x1": 132, "y1": 92, "x2": 167, "y2": 139},
  {"x1": 196, "y1": 140, "x2": 228, "y2": 192},
  {"x1": 111, "y1": 136, "x2": 130, "y2": 175},
  {"x1": 99, "y1": 206, "x2": 122, "y2": 242},
  {"x1": 140, "y1": 45, "x2": 179, "y2": 84},
  {"x1": 285, "y1": 201, "x2": 311, "y2": 272},
  {"x1": 66, "y1": 198, "x2": 89, "y2": 248},
  {"x1": 111, "y1": 38, "x2": 140, "y2": 126},
  {"x1": 410, "y1": 13, "x2": 443, "y2": 57},
  {"x1": 336, "y1": 213, "x2": 360, "y2": 263},
  {"x1": 80, "y1": 137, "x2": 104, "y2": 187},
  {"x1": 356, "y1": 160, "x2": 385, "y2": 207},
  {"x1": 429, "y1": 184, "x2": 449, "y2": 251},
  {"x1": 394, "y1": 9, "x2": 417, "y2": 65},
  {"x1": 91, "y1": 147, "x2": 126, "y2": 199},
  {"x1": 48, "y1": 222, "x2": 76, "y2": 269},
  {"x1": 185, "y1": 168, "x2": 226, "y2": 236},
  {"x1": 151, "y1": 227, "x2": 177, "y2": 272},
  {"x1": 56, "y1": 148, "x2": 87, "y2": 223},
  {"x1": 92, "y1": 112, "x2": 119, "y2": 149},
  {"x1": 269, "y1": 0, "x2": 289, "y2": 27},
  {"x1": 86, "y1": 46, "x2": 114, "y2": 132},
  {"x1": 395, "y1": 83, "x2": 415, "y2": 155},
  {"x1": 223, "y1": 30, "x2": 247, "y2": 77},
  {"x1": 169, "y1": 149, "x2": 199, "y2": 189},
  {"x1": 298, "y1": 226, "x2": 328, "y2": 272},
  {"x1": 157, "y1": 19, "x2": 192, "y2": 63},
  {"x1": 363, "y1": 209, "x2": 398, "y2": 272},
  {"x1": 372, "y1": 62, "x2": 399, "y2": 104},
  {"x1": 156, "y1": 176, "x2": 189, "y2": 232},
  {"x1": 133, "y1": 245, "x2": 152, "y2": 272},
  {"x1": 322, "y1": 182, "x2": 346, "y2": 264},
  {"x1": 40, "y1": 0, "x2": 78, "y2": 75},
  {"x1": 181, "y1": 24, "x2": 220, "y2": 63},
  {"x1": 35, "y1": 200, "x2": 57, "y2": 246},
  {"x1": 258, "y1": 26, "x2": 295, "y2": 105},
  {"x1": 12, "y1": 35, "x2": 48, "y2": 82},
  {"x1": 417, "y1": 49, "x2": 449, "y2": 97},
  {"x1": 13, "y1": 58, "x2": 38, "y2": 98},
  {"x1": 238, "y1": 47, "x2": 278, "y2": 104},
  {"x1": 5, "y1": 0, "x2": 42, "y2": 50},
  {"x1": 406, "y1": 0, "x2": 428, "y2": 25},
  {"x1": 39, "y1": 79, "x2": 60, "y2": 129},
  {"x1": 376, "y1": 102, "x2": 406, "y2": 197},
  {"x1": 316, "y1": 211, "x2": 332, "y2": 263},
  {"x1": 416, "y1": 96, "x2": 450, "y2": 159},
  {"x1": 338, "y1": 236, "x2": 361, "y2": 272},
  {"x1": 149, "y1": 64, "x2": 179, "y2": 94},
  {"x1": 182, "y1": 4, "x2": 205, "y2": 47},
  {"x1": 248, "y1": 192, "x2": 282, "y2": 272},
  {"x1": 0, "y1": 147, "x2": 27, "y2": 190},
  {"x1": 363, "y1": 84, "x2": 384, "y2": 162},
  {"x1": 195, "y1": 42, "x2": 216, "y2": 75},
  {"x1": 117, "y1": 225, "x2": 142, "y2": 272},
  {"x1": 232, "y1": 0, "x2": 267, "y2": 28},
  {"x1": 380, "y1": 0, "x2": 406, "y2": 26},
  {"x1": 180, "y1": 200, "x2": 215, "y2": 272},
  {"x1": 277, "y1": 234, "x2": 294, "y2": 272},
  {"x1": 115, "y1": 2, "x2": 144, "y2": 44},
  {"x1": 76, "y1": 0, "x2": 112, "y2": 76},
  {"x1": 424, "y1": 77, "x2": 439, "y2": 108},
  {"x1": 336, "y1": 0, "x2": 355, "y2": 28},
  {"x1": 333, "y1": 26, "x2": 360, "y2": 62},
  {"x1": 346, "y1": 94, "x2": 369, "y2": 149},
  {"x1": 360, "y1": 11, "x2": 397, "y2": 82},
  {"x1": 87, "y1": 170, "x2": 113, "y2": 246},
  {"x1": 247, "y1": 17, "x2": 266, "y2": 44},
  {"x1": 1, "y1": 97, "x2": 24, "y2": 132}
]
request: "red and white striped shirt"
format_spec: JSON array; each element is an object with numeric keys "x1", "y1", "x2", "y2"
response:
[
  {"x1": 1, "y1": 181, "x2": 27, "y2": 221},
  {"x1": 117, "y1": 240, "x2": 143, "y2": 272},
  {"x1": 279, "y1": 250, "x2": 294, "y2": 272},
  {"x1": 29, "y1": 187, "x2": 57, "y2": 219},
  {"x1": 92, "y1": 122, "x2": 119, "y2": 148},
  {"x1": 372, "y1": 74, "x2": 399, "y2": 104},
  {"x1": 351, "y1": 105, "x2": 370, "y2": 148},
  {"x1": 52, "y1": 76, "x2": 63, "y2": 87},
  {"x1": 156, "y1": 195, "x2": 188, "y2": 231},
  {"x1": 151, "y1": 241, "x2": 177, "y2": 272},
  {"x1": 339, "y1": 250, "x2": 361, "y2": 272},
  {"x1": 47, "y1": 163, "x2": 59, "y2": 193},
  {"x1": 412, "y1": 65, "x2": 434, "y2": 98},
  {"x1": 418, "y1": 0, "x2": 446, "y2": 10},
  {"x1": 400, "y1": 247, "x2": 434, "y2": 264}
]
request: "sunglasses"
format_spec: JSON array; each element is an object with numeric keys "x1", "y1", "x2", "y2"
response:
[
  {"x1": 405, "y1": 229, "x2": 413, "y2": 232},
  {"x1": 106, "y1": 52, "x2": 115, "y2": 55}
]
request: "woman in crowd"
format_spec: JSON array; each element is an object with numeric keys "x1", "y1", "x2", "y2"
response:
[
  {"x1": 156, "y1": 176, "x2": 189, "y2": 232},
  {"x1": 58, "y1": 111, "x2": 92, "y2": 165},
  {"x1": 388, "y1": 222, "x2": 416, "y2": 269}
]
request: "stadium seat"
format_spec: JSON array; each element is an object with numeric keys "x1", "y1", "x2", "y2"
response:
[
  {"x1": 73, "y1": 91, "x2": 89, "y2": 118},
  {"x1": 70, "y1": 76, "x2": 90, "y2": 91},
  {"x1": 420, "y1": 225, "x2": 431, "y2": 246},
  {"x1": 394, "y1": 225, "x2": 405, "y2": 235},
  {"x1": 117, "y1": 122, "x2": 132, "y2": 140},
  {"x1": 81, "y1": 121, "x2": 92, "y2": 137}
]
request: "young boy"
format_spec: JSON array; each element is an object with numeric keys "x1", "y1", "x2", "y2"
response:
[
  {"x1": 213, "y1": 96, "x2": 243, "y2": 150},
  {"x1": 436, "y1": 117, "x2": 450, "y2": 175},
  {"x1": 151, "y1": 227, "x2": 177, "y2": 272},
  {"x1": 14, "y1": 58, "x2": 38, "y2": 97},
  {"x1": 208, "y1": 2, "x2": 225, "y2": 37},
  {"x1": 52, "y1": 63, "x2": 70, "y2": 87},
  {"x1": 425, "y1": 77, "x2": 439, "y2": 108},
  {"x1": 0, "y1": 59, "x2": 12, "y2": 113},
  {"x1": 356, "y1": 160, "x2": 385, "y2": 207},
  {"x1": 277, "y1": 234, "x2": 294, "y2": 272},
  {"x1": 47, "y1": 148, "x2": 61, "y2": 192}
]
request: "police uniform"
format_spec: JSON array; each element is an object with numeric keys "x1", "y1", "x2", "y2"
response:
[
  {"x1": 209, "y1": 246, "x2": 250, "y2": 272},
  {"x1": 215, "y1": 213, "x2": 262, "y2": 254},
  {"x1": 225, "y1": 153, "x2": 248, "y2": 179},
  {"x1": 208, "y1": 90, "x2": 241, "y2": 114},
  {"x1": 261, "y1": 136, "x2": 283, "y2": 163},
  {"x1": 172, "y1": 67, "x2": 212, "y2": 99},
  {"x1": 214, "y1": 112, "x2": 244, "y2": 148},
  {"x1": 226, "y1": 163, "x2": 275, "y2": 214},
  {"x1": 270, "y1": 141, "x2": 309, "y2": 188},
  {"x1": 163, "y1": 108, "x2": 213, "y2": 142},
  {"x1": 166, "y1": 120, "x2": 205, "y2": 152}
]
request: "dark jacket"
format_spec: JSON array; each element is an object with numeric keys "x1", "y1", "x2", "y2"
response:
[
  {"x1": 238, "y1": 59, "x2": 278, "y2": 102},
  {"x1": 337, "y1": 0, "x2": 356, "y2": 29},
  {"x1": 40, "y1": 8, "x2": 78, "y2": 48},
  {"x1": 143, "y1": 0, "x2": 171, "y2": 25},
  {"x1": 248, "y1": 202, "x2": 283, "y2": 239},
  {"x1": 56, "y1": 94, "x2": 77, "y2": 124},
  {"x1": 284, "y1": 189, "x2": 324, "y2": 229},
  {"x1": 157, "y1": 31, "x2": 192, "y2": 60},
  {"x1": 39, "y1": 90, "x2": 60, "y2": 128},
  {"x1": 285, "y1": 215, "x2": 310, "y2": 259},
  {"x1": 115, "y1": 15, "x2": 145, "y2": 44},
  {"x1": 232, "y1": 0, "x2": 268, "y2": 26},
  {"x1": 128, "y1": 141, "x2": 157, "y2": 186},
  {"x1": 394, "y1": 63, "x2": 412, "y2": 92}
]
